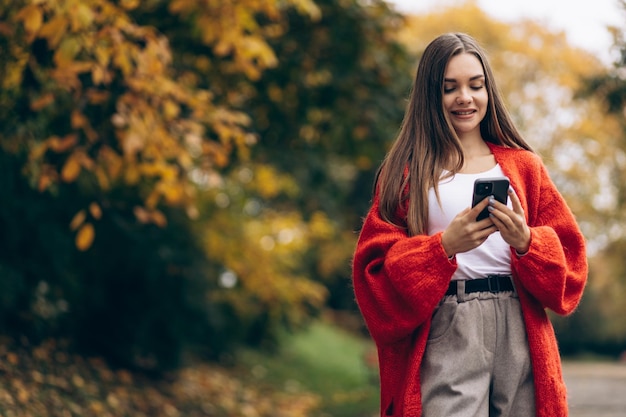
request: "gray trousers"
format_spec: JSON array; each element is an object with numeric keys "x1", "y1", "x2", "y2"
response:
[{"x1": 420, "y1": 281, "x2": 536, "y2": 417}]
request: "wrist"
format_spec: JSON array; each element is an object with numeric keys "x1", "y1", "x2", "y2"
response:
[
  {"x1": 515, "y1": 240, "x2": 530, "y2": 256},
  {"x1": 515, "y1": 230, "x2": 531, "y2": 256},
  {"x1": 514, "y1": 241, "x2": 530, "y2": 257},
  {"x1": 440, "y1": 233, "x2": 455, "y2": 259}
]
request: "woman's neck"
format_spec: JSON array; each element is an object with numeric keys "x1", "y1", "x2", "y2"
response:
[{"x1": 458, "y1": 136, "x2": 496, "y2": 174}]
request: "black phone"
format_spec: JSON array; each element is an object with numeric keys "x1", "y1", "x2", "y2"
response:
[{"x1": 472, "y1": 177, "x2": 510, "y2": 221}]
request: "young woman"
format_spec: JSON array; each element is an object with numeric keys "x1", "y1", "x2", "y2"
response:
[{"x1": 352, "y1": 33, "x2": 587, "y2": 417}]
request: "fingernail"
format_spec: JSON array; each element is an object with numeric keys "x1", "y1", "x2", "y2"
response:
[
  {"x1": 488, "y1": 206, "x2": 494, "y2": 212},
  {"x1": 508, "y1": 186, "x2": 513, "y2": 193},
  {"x1": 489, "y1": 196, "x2": 495, "y2": 205}
]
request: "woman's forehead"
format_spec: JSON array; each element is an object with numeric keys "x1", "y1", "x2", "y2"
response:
[{"x1": 444, "y1": 53, "x2": 485, "y2": 80}]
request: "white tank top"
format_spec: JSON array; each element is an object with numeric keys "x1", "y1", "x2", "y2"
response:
[{"x1": 428, "y1": 164, "x2": 512, "y2": 280}]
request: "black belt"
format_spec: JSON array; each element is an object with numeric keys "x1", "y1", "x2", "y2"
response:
[{"x1": 446, "y1": 275, "x2": 514, "y2": 296}]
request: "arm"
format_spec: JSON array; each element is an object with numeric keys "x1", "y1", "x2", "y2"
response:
[
  {"x1": 352, "y1": 196, "x2": 457, "y2": 346},
  {"x1": 511, "y1": 165, "x2": 588, "y2": 315}
]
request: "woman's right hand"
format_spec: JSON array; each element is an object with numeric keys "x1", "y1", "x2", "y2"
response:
[{"x1": 441, "y1": 197, "x2": 497, "y2": 258}]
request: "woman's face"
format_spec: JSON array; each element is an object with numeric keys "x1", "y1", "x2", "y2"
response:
[{"x1": 442, "y1": 52, "x2": 488, "y2": 138}]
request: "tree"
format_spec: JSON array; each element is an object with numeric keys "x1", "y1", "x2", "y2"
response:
[
  {"x1": 240, "y1": 0, "x2": 413, "y2": 310},
  {"x1": 2, "y1": 0, "x2": 320, "y2": 250},
  {"x1": 569, "y1": 0, "x2": 626, "y2": 355},
  {"x1": 0, "y1": 0, "x2": 326, "y2": 370},
  {"x1": 0, "y1": 0, "x2": 416, "y2": 369},
  {"x1": 121, "y1": 0, "x2": 413, "y2": 336}
]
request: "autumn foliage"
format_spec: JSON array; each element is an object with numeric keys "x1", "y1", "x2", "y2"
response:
[
  {"x1": 0, "y1": 0, "x2": 411, "y2": 375},
  {"x1": 0, "y1": 337, "x2": 320, "y2": 416},
  {"x1": 6, "y1": 0, "x2": 291, "y2": 250},
  {"x1": 0, "y1": 0, "x2": 329, "y2": 370}
]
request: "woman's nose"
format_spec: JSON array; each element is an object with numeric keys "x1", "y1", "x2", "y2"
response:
[{"x1": 456, "y1": 89, "x2": 472, "y2": 104}]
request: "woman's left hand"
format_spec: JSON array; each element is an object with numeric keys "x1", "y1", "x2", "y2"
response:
[{"x1": 487, "y1": 186, "x2": 531, "y2": 255}]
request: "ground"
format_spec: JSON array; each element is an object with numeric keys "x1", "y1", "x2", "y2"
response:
[{"x1": 564, "y1": 361, "x2": 626, "y2": 417}]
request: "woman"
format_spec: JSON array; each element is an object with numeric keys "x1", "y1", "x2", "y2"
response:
[{"x1": 352, "y1": 32, "x2": 587, "y2": 417}]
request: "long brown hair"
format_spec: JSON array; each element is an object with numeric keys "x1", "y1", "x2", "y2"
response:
[{"x1": 376, "y1": 32, "x2": 533, "y2": 236}]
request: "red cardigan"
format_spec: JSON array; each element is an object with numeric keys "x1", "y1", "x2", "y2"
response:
[{"x1": 352, "y1": 143, "x2": 588, "y2": 417}]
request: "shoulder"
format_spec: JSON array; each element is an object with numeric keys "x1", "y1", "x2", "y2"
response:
[{"x1": 487, "y1": 142, "x2": 545, "y2": 173}]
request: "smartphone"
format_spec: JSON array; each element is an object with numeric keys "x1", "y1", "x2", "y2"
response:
[{"x1": 472, "y1": 177, "x2": 510, "y2": 221}]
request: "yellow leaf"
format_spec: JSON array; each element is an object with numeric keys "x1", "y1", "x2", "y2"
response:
[
  {"x1": 71, "y1": 110, "x2": 88, "y2": 129},
  {"x1": 16, "y1": 387, "x2": 29, "y2": 404},
  {"x1": 151, "y1": 210, "x2": 167, "y2": 227},
  {"x1": 243, "y1": 35, "x2": 278, "y2": 68},
  {"x1": 119, "y1": 0, "x2": 140, "y2": 11},
  {"x1": 289, "y1": 0, "x2": 322, "y2": 21},
  {"x1": 7, "y1": 352, "x2": 18, "y2": 365},
  {"x1": 94, "y1": 167, "x2": 111, "y2": 190},
  {"x1": 30, "y1": 93, "x2": 55, "y2": 111},
  {"x1": 124, "y1": 165, "x2": 140, "y2": 185},
  {"x1": 75, "y1": 223, "x2": 95, "y2": 251},
  {"x1": 48, "y1": 134, "x2": 78, "y2": 153},
  {"x1": 145, "y1": 189, "x2": 160, "y2": 209},
  {"x1": 61, "y1": 155, "x2": 81, "y2": 182},
  {"x1": 91, "y1": 65, "x2": 107, "y2": 85},
  {"x1": 99, "y1": 146, "x2": 123, "y2": 180},
  {"x1": 168, "y1": 0, "x2": 192, "y2": 14},
  {"x1": 113, "y1": 49, "x2": 133, "y2": 76},
  {"x1": 15, "y1": 5, "x2": 43, "y2": 38},
  {"x1": 94, "y1": 45, "x2": 111, "y2": 67},
  {"x1": 89, "y1": 202, "x2": 102, "y2": 220},
  {"x1": 38, "y1": 172, "x2": 55, "y2": 192},
  {"x1": 186, "y1": 204, "x2": 199, "y2": 220},
  {"x1": 133, "y1": 206, "x2": 151, "y2": 224},
  {"x1": 3, "y1": 59, "x2": 27, "y2": 89},
  {"x1": 161, "y1": 183, "x2": 183, "y2": 204},
  {"x1": 162, "y1": 100, "x2": 180, "y2": 120},
  {"x1": 86, "y1": 89, "x2": 110, "y2": 104},
  {"x1": 69, "y1": 3, "x2": 95, "y2": 31},
  {"x1": 70, "y1": 210, "x2": 86, "y2": 231},
  {"x1": 160, "y1": 165, "x2": 178, "y2": 182},
  {"x1": 54, "y1": 37, "x2": 83, "y2": 67},
  {"x1": 88, "y1": 401, "x2": 104, "y2": 413},
  {"x1": 120, "y1": 133, "x2": 144, "y2": 158},
  {"x1": 72, "y1": 374, "x2": 85, "y2": 388},
  {"x1": 30, "y1": 140, "x2": 49, "y2": 161},
  {"x1": 39, "y1": 15, "x2": 68, "y2": 48},
  {"x1": 133, "y1": 206, "x2": 167, "y2": 227}
]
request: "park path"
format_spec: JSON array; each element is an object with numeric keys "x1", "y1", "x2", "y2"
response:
[{"x1": 563, "y1": 361, "x2": 626, "y2": 417}]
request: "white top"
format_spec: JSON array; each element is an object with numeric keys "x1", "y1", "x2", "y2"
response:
[{"x1": 428, "y1": 164, "x2": 512, "y2": 281}]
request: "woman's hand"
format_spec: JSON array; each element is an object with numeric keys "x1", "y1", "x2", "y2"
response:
[
  {"x1": 441, "y1": 197, "x2": 498, "y2": 258},
  {"x1": 487, "y1": 186, "x2": 531, "y2": 254}
]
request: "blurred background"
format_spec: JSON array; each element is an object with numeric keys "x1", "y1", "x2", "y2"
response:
[{"x1": 1, "y1": 0, "x2": 625, "y2": 416}]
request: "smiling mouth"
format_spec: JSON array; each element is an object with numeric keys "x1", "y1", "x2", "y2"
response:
[{"x1": 453, "y1": 110, "x2": 476, "y2": 115}]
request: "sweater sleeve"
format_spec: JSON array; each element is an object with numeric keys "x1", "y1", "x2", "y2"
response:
[
  {"x1": 511, "y1": 163, "x2": 588, "y2": 316},
  {"x1": 352, "y1": 196, "x2": 457, "y2": 346}
]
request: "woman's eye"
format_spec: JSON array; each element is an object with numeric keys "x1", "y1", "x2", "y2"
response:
[{"x1": 471, "y1": 85, "x2": 484, "y2": 90}]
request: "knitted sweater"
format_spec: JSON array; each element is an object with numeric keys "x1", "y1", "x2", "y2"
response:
[{"x1": 352, "y1": 142, "x2": 588, "y2": 417}]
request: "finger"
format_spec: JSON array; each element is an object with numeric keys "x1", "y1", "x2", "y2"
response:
[
  {"x1": 507, "y1": 186, "x2": 525, "y2": 215},
  {"x1": 488, "y1": 204, "x2": 518, "y2": 231},
  {"x1": 487, "y1": 209, "x2": 507, "y2": 229},
  {"x1": 476, "y1": 216, "x2": 496, "y2": 230},
  {"x1": 491, "y1": 216, "x2": 516, "y2": 237},
  {"x1": 471, "y1": 196, "x2": 491, "y2": 216}
]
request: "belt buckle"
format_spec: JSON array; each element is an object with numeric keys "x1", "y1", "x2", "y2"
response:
[{"x1": 487, "y1": 274, "x2": 501, "y2": 293}]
